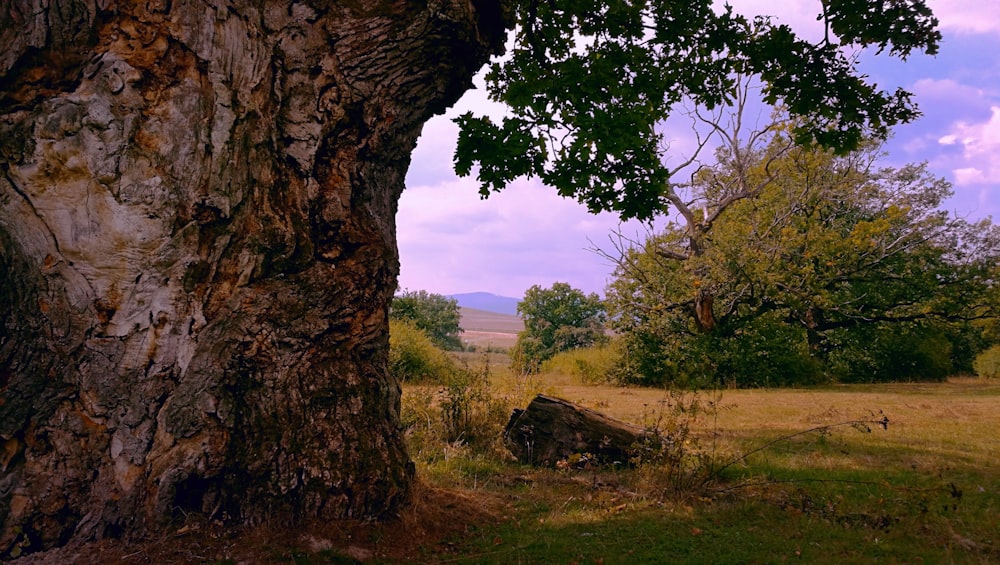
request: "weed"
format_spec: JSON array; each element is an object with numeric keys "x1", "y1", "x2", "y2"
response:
[
  {"x1": 627, "y1": 389, "x2": 728, "y2": 497},
  {"x1": 402, "y1": 353, "x2": 547, "y2": 466}
]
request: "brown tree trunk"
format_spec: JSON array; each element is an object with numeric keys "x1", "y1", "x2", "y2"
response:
[
  {"x1": 694, "y1": 289, "x2": 715, "y2": 332},
  {"x1": 0, "y1": 0, "x2": 508, "y2": 556}
]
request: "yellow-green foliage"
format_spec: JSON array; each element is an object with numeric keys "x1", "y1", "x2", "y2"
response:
[
  {"x1": 389, "y1": 319, "x2": 459, "y2": 382},
  {"x1": 540, "y1": 345, "x2": 620, "y2": 384},
  {"x1": 973, "y1": 345, "x2": 1000, "y2": 378}
]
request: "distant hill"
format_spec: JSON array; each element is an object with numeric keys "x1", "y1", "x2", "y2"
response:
[{"x1": 449, "y1": 292, "x2": 520, "y2": 315}]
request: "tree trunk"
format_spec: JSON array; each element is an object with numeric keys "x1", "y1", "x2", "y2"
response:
[
  {"x1": 694, "y1": 288, "x2": 716, "y2": 332},
  {"x1": 504, "y1": 395, "x2": 651, "y2": 467},
  {"x1": 0, "y1": 0, "x2": 508, "y2": 556}
]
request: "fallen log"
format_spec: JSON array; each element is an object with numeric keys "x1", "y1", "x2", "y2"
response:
[{"x1": 503, "y1": 394, "x2": 653, "y2": 467}]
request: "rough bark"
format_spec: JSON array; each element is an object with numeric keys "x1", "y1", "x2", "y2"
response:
[
  {"x1": 504, "y1": 395, "x2": 651, "y2": 467},
  {"x1": 0, "y1": 0, "x2": 508, "y2": 556}
]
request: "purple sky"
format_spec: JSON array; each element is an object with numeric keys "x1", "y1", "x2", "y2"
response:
[{"x1": 397, "y1": 1, "x2": 1000, "y2": 299}]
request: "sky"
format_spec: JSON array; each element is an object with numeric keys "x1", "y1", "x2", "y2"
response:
[{"x1": 397, "y1": 1, "x2": 1000, "y2": 299}]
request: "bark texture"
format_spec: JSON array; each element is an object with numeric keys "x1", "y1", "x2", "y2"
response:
[
  {"x1": 0, "y1": 0, "x2": 508, "y2": 556},
  {"x1": 504, "y1": 395, "x2": 651, "y2": 467}
]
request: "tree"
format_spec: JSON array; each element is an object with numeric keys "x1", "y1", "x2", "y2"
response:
[
  {"x1": 0, "y1": 1, "x2": 507, "y2": 555},
  {"x1": 455, "y1": 0, "x2": 940, "y2": 221},
  {"x1": 513, "y1": 283, "x2": 606, "y2": 372},
  {"x1": 605, "y1": 132, "x2": 1000, "y2": 385},
  {"x1": 0, "y1": 0, "x2": 942, "y2": 556},
  {"x1": 391, "y1": 290, "x2": 464, "y2": 351}
]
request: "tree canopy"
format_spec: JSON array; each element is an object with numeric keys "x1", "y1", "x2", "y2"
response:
[
  {"x1": 513, "y1": 282, "x2": 607, "y2": 372},
  {"x1": 391, "y1": 290, "x2": 464, "y2": 351},
  {"x1": 605, "y1": 131, "x2": 1000, "y2": 386},
  {"x1": 455, "y1": 0, "x2": 940, "y2": 221}
]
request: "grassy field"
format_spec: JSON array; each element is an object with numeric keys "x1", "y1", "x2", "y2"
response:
[{"x1": 388, "y1": 375, "x2": 1000, "y2": 564}]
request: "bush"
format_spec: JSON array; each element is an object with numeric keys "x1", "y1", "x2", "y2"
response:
[
  {"x1": 608, "y1": 313, "x2": 824, "y2": 388},
  {"x1": 540, "y1": 345, "x2": 620, "y2": 384},
  {"x1": 829, "y1": 324, "x2": 953, "y2": 383},
  {"x1": 710, "y1": 315, "x2": 826, "y2": 387},
  {"x1": 389, "y1": 319, "x2": 460, "y2": 383},
  {"x1": 973, "y1": 345, "x2": 1000, "y2": 379}
]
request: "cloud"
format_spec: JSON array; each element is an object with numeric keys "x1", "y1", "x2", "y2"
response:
[
  {"x1": 938, "y1": 106, "x2": 1000, "y2": 183},
  {"x1": 911, "y1": 78, "x2": 993, "y2": 104},
  {"x1": 397, "y1": 178, "x2": 646, "y2": 298},
  {"x1": 928, "y1": 106, "x2": 1000, "y2": 219},
  {"x1": 929, "y1": 0, "x2": 1000, "y2": 35}
]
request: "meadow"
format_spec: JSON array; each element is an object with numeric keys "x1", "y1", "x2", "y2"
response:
[
  {"x1": 380, "y1": 308, "x2": 1000, "y2": 563},
  {"x1": 387, "y1": 371, "x2": 1000, "y2": 564}
]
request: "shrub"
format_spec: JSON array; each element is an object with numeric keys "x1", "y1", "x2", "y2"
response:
[
  {"x1": 608, "y1": 313, "x2": 824, "y2": 388},
  {"x1": 541, "y1": 345, "x2": 620, "y2": 384},
  {"x1": 710, "y1": 315, "x2": 826, "y2": 387},
  {"x1": 829, "y1": 324, "x2": 953, "y2": 383},
  {"x1": 973, "y1": 345, "x2": 1000, "y2": 379},
  {"x1": 389, "y1": 319, "x2": 460, "y2": 383}
]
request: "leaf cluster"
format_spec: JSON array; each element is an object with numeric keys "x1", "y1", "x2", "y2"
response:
[
  {"x1": 455, "y1": 0, "x2": 940, "y2": 221},
  {"x1": 512, "y1": 282, "x2": 608, "y2": 372},
  {"x1": 391, "y1": 290, "x2": 464, "y2": 351}
]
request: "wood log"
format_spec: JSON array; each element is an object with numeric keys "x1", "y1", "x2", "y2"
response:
[{"x1": 503, "y1": 395, "x2": 652, "y2": 467}]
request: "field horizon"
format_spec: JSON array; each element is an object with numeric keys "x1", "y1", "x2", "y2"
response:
[{"x1": 459, "y1": 306, "x2": 522, "y2": 350}]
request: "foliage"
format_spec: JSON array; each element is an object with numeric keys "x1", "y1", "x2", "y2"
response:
[
  {"x1": 388, "y1": 319, "x2": 460, "y2": 383},
  {"x1": 512, "y1": 282, "x2": 607, "y2": 372},
  {"x1": 455, "y1": 0, "x2": 940, "y2": 222},
  {"x1": 826, "y1": 323, "x2": 955, "y2": 383},
  {"x1": 540, "y1": 345, "x2": 620, "y2": 384},
  {"x1": 973, "y1": 345, "x2": 1000, "y2": 379},
  {"x1": 391, "y1": 290, "x2": 463, "y2": 351},
  {"x1": 606, "y1": 133, "x2": 1000, "y2": 386}
]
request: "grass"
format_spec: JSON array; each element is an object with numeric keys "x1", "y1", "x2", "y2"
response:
[{"x1": 402, "y1": 376, "x2": 1000, "y2": 564}]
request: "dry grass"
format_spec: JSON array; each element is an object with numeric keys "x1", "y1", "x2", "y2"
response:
[
  {"x1": 543, "y1": 378, "x2": 1000, "y2": 486},
  {"x1": 424, "y1": 377, "x2": 1000, "y2": 563}
]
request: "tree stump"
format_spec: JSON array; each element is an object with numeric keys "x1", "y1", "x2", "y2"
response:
[{"x1": 503, "y1": 395, "x2": 652, "y2": 467}]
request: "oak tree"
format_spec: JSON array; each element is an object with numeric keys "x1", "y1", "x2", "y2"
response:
[
  {"x1": 605, "y1": 133, "x2": 1000, "y2": 385},
  {"x1": 512, "y1": 282, "x2": 606, "y2": 372},
  {"x1": 0, "y1": 0, "x2": 941, "y2": 556},
  {"x1": 0, "y1": 0, "x2": 507, "y2": 555}
]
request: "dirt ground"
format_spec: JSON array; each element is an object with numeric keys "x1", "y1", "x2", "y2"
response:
[{"x1": 13, "y1": 482, "x2": 500, "y2": 564}]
